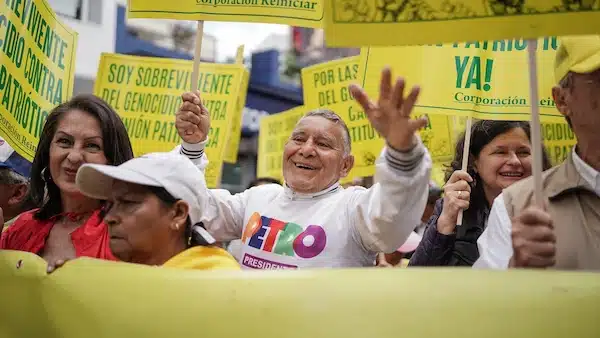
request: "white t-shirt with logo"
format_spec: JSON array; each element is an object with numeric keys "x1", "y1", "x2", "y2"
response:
[{"x1": 181, "y1": 141, "x2": 431, "y2": 269}]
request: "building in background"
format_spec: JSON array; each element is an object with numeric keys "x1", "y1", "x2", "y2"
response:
[
  {"x1": 291, "y1": 27, "x2": 360, "y2": 68},
  {"x1": 47, "y1": 0, "x2": 118, "y2": 95}
]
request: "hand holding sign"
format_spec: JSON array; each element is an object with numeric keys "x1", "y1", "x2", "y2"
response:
[
  {"x1": 349, "y1": 68, "x2": 428, "y2": 152},
  {"x1": 437, "y1": 170, "x2": 473, "y2": 235},
  {"x1": 176, "y1": 91, "x2": 211, "y2": 144},
  {"x1": 510, "y1": 206, "x2": 556, "y2": 269}
]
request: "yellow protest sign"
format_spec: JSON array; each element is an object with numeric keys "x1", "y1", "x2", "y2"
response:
[
  {"x1": 418, "y1": 114, "x2": 457, "y2": 167},
  {"x1": 127, "y1": 0, "x2": 324, "y2": 28},
  {"x1": 542, "y1": 122, "x2": 577, "y2": 166},
  {"x1": 0, "y1": 0, "x2": 78, "y2": 161},
  {"x1": 257, "y1": 106, "x2": 305, "y2": 181},
  {"x1": 224, "y1": 69, "x2": 249, "y2": 163},
  {"x1": 359, "y1": 37, "x2": 565, "y2": 123},
  {"x1": 302, "y1": 56, "x2": 466, "y2": 181},
  {"x1": 94, "y1": 53, "x2": 244, "y2": 188},
  {"x1": 418, "y1": 114, "x2": 465, "y2": 186},
  {"x1": 324, "y1": 0, "x2": 600, "y2": 47},
  {"x1": 2, "y1": 251, "x2": 600, "y2": 338},
  {"x1": 301, "y1": 56, "x2": 382, "y2": 179}
]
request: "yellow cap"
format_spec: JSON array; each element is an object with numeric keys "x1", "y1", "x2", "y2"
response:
[{"x1": 554, "y1": 35, "x2": 600, "y2": 84}]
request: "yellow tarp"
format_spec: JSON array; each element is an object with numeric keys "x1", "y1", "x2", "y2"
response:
[{"x1": 1, "y1": 251, "x2": 599, "y2": 337}]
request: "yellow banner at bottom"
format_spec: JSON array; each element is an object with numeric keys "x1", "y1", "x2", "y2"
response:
[{"x1": 1, "y1": 251, "x2": 599, "y2": 338}]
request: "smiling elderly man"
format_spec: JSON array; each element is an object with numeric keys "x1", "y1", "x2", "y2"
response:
[{"x1": 175, "y1": 68, "x2": 432, "y2": 269}]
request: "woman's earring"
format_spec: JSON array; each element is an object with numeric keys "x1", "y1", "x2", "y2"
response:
[{"x1": 174, "y1": 223, "x2": 180, "y2": 230}]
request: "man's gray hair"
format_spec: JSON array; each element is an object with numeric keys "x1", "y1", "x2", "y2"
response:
[
  {"x1": 302, "y1": 109, "x2": 352, "y2": 155},
  {"x1": 0, "y1": 167, "x2": 28, "y2": 185}
]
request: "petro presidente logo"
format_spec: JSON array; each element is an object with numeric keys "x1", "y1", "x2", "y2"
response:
[{"x1": 241, "y1": 212, "x2": 327, "y2": 259}]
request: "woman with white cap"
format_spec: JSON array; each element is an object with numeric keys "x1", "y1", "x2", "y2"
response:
[{"x1": 49, "y1": 152, "x2": 240, "y2": 271}]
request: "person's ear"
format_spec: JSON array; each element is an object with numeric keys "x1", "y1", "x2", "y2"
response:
[
  {"x1": 552, "y1": 86, "x2": 571, "y2": 118},
  {"x1": 8, "y1": 184, "x2": 28, "y2": 207},
  {"x1": 340, "y1": 154, "x2": 355, "y2": 178},
  {"x1": 471, "y1": 160, "x2": 478, "y2": 176},
  {"x1": 169, "y1": 201, "x2": 189, "y2": 232}
]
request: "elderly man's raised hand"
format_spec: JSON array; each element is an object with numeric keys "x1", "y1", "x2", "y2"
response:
[
  {"x1": 349, "y1": 67, "x2": 428, "y2": 152},
  {"x1": 175, "y1": 90, "x2": 210, "y2": 144}
]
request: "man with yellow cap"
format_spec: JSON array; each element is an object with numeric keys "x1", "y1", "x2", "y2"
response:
[{"x1": 474, "y1": 35, "x2": 600, "y2": 271}]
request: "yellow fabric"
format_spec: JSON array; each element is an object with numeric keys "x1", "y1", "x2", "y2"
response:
[
  {"x1": 2, "y1": 251, "x2": 600, "y2": 337},
  {"x1": 163, "y1": 246, "x2": 240, "y2": 270},
  {"x1": 555, "y1": 35, "x2": 600, "y2": 83}
]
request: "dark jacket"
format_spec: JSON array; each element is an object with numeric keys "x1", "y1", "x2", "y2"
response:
[{"x1": 408, "y1": 198, "x2": 489, "y2": 266}]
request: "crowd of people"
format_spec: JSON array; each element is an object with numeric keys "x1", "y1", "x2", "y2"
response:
[{"x1": 0, "y1": 35, "x2": 599, "y2": 272}]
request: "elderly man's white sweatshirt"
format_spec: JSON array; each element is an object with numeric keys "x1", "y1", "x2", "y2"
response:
[{"x1": 179, "y1": 140, "x2": 431, "y2": 269}]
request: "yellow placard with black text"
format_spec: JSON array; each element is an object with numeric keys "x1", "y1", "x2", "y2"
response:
[
  {"x1": 0, "y1": 0, "x2": 78, "y2": 161},
  {"x1": 324, "y1": 0, "x2": 600, "y2": 47},
  {"x1": 302, "y1": 56, "x2": 467, "y2": 183},
  {"x1": 301, "y1": 56, "x2": 381, "y2": 180},
  {"x1": 257, "y1": 106, "x2": 305, "y2": 182},
  {"x1": 94, "y1": 53, "x2": 245, "y2": 188},
  {"x1": 127, "y1": 0, "x2": 324, "y2": 28},
  {"x1": 418, "y1": 114, "x2": 466, "y2": 187},
  {"x1": 542, "y1": 122, "x2": 577, "y2": 166}
]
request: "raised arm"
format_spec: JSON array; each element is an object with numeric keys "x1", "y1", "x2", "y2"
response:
[
  {"x1": 350, "y1": 141, "x2": 431, "y2": 253},
  {"x1": 170, "y1": 91, "x2": 245, "y2": 241},
  {"x1": 348, "y1": 68, "x2": 431, "y2": 253},
  {"x1": 171, "y1": 91, "x2": 211, "y2": 172}
]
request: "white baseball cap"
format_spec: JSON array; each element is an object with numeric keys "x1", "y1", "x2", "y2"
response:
[{"x1": 76, "y1": 152, "x2": 214, "y2": 243}]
